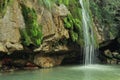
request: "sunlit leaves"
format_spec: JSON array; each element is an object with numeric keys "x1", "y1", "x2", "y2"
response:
[{"x1": 20, "y1": 4, "x2": 43, "y2": 47}]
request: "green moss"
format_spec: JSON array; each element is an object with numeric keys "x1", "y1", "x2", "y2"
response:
[
  {"x1": 0, "y1": 0, "x2": 12, "y2": 18},
  {"x1": 20, "y1": 4, "x2": 43, "y2": 47}
]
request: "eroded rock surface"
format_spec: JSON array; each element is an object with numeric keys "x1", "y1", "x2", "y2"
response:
[{"x1": 34, "y1": 54, "x2": 64, "y2": 68}]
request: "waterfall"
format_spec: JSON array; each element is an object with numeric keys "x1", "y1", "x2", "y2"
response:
[{"x1": 79, "y1": 0, "x2": 96, "y2": 65}]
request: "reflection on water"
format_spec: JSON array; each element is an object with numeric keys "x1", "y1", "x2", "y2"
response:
[{"x1": 0, "y1": 65, "x2": 120, "y2": 80}]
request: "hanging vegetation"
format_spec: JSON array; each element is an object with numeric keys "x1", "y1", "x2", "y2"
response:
[
  {"x1": 59, "y1": 0, "x2": 84, "y2": 45},
  {"x1": 20, "y1": 4, "x2": 43, "y2": 47}
]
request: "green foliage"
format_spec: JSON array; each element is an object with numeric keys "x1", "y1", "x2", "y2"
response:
[
  {"x1": 90, "y1": 0, "x2": 120, "y2": 38},
  {"x1": 20, "y1": 29, "x2": 31, "y2": 46},
  {"x1": 60, "y1": 0, "x2": 84, "y2": 45},
  {"x1": 56, "y1": 0, "x2": 70, "y2": 6},
  {"x1": 20, "y1": 4, "x2": 43, "y2": 47},
  {"x1": 63, "y1": 13, "x2": 83, "y2": 44},
  {"x1": 70, "y1": 31, "x2": 78, "y2": 42},
  {"x1": 63, "y1": 14, "x2": 73, "y2": 29},
  {"x1": 0, "y1": 0, "x2": 11, "y2": 17}
]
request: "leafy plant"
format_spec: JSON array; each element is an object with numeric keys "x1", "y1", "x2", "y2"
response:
[
  {"x1": 60, "y1": 0, "x2": 84, "y2": 45},
  {"x1": 20, "y1": 4, "x2": 43, "y2": 47}
]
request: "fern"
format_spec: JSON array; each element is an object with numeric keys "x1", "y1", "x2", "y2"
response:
[{"x1": 20, "y1": 4, "x2": 43, "y2": 47}]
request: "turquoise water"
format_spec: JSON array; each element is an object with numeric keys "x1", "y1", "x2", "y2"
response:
[{"x1": 0, "y1": 65, "x2": 120, "y2": 80}]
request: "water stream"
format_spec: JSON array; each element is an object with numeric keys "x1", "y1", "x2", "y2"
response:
[{"x1": 79, "y1": 0, "x2": 96, "y2": 65}]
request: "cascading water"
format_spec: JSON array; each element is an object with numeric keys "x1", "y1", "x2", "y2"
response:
[{"x1": 79, "y1": 0, "x2": 97, "y2": 65}]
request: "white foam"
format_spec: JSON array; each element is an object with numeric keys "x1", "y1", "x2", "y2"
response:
[{"x1": 70, "y1": 64, "x2": 118, "y2": 71}]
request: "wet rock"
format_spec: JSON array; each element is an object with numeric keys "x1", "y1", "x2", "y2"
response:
[
  {"x1": 104, "y1": 49, "x2": 113, "y2": 59},
  {"x1": 34, "y1": 54, "x2": 64, "y2": 68}
]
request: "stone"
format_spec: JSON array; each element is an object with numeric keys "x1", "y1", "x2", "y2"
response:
[
  {"x1": 0, "y1": 43, "x2": 7, "y2": 52},
  {"x1": 110, "y1": 59, "x2": 117, "y2": 64},
  {"x1": 0, "y1": 0, "x2": 24, "y2": 53},
  {"x1": 5, "y1": 42, "x2": 23, "y2": 53},
  {"x1": 34, "y1": 56, "x2": 55, "y2": 68},
  {"x1": 52, "y1": 4, "x2": 70, "y2": 16},
  {"x1": 112, "y1": 52, "x2": 119, "y2": 56},
  {"x1": 112, "y1": 52, "x2": 120, "y2": 59},
  {"x1": 104, "y1": 49, "x2": 113, "y2": 58},
  {"x1": 34, "y1": 54, "x2": 64, "y2": 68},
  {"x1": 107, "y1": 59, "x2": 117, "y2": 64}
]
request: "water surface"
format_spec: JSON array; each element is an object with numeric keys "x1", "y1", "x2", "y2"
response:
[{"x1": 0, "y1": 65, "x2": 120, "y2": 80}]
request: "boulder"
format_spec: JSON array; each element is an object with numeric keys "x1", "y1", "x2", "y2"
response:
[
  {"x1": 34, "y1": 54, "x2": 64, "y2": 68},
  {"x1": 104, "y1": 49, "x2": 113, "y2": 59}
]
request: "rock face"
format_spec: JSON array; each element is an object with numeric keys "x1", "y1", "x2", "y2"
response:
[
  {"x1": 0, "y1": 0, "x2": 73, "y2": 68},
  {"x1": 0, "y1": 0, "x2": 70, "y2": 53},
  {"x1": 0, "y1": 0, "x2": 24, "y2": 53}
]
